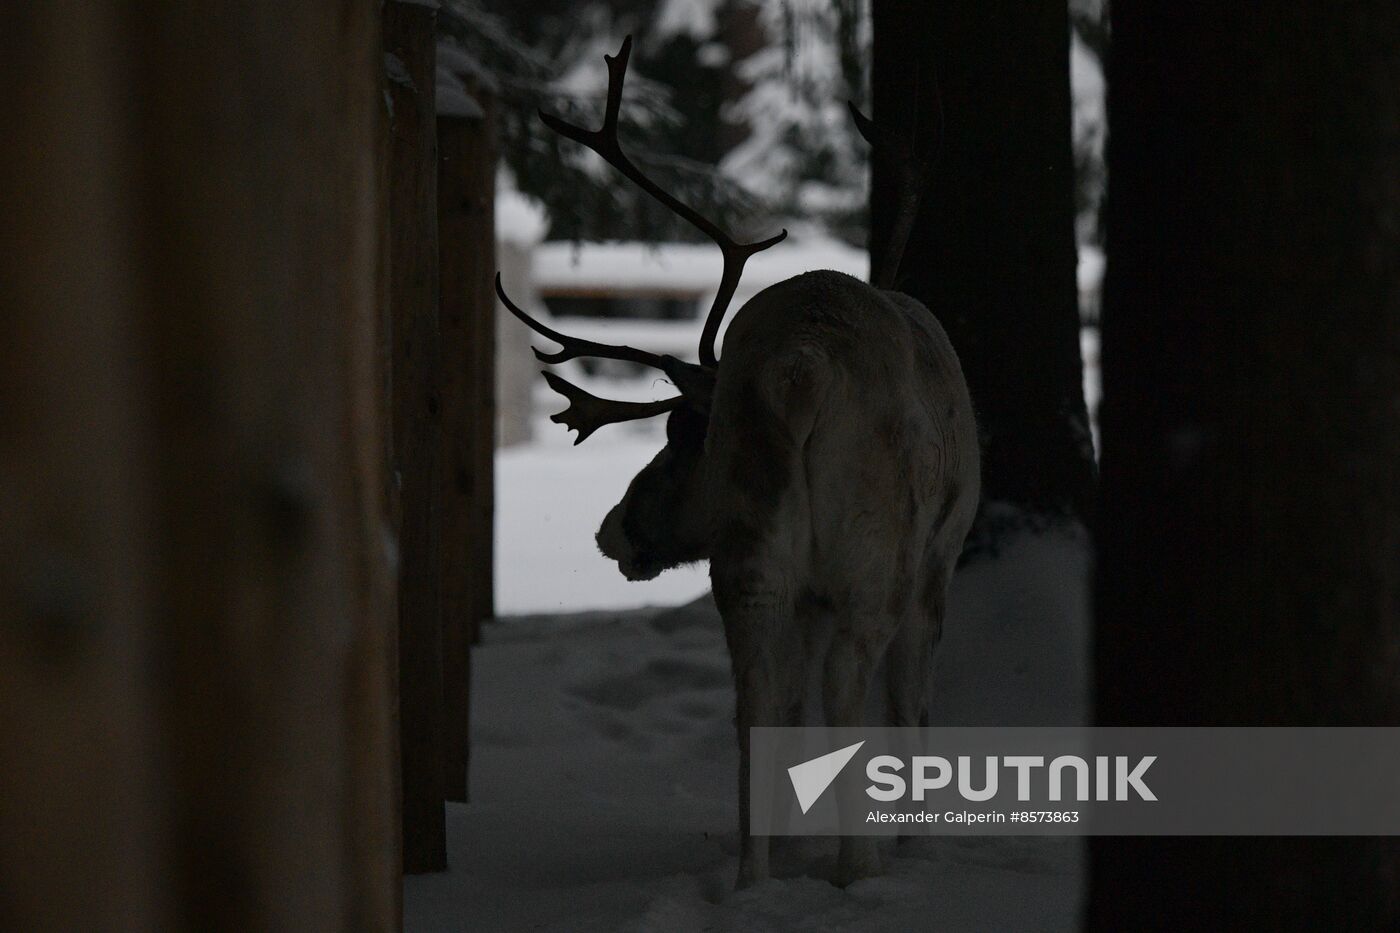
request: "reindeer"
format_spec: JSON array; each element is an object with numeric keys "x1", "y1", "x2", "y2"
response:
[{"x1": 496, "y1": 37, "x2": 980, "y2": 888}]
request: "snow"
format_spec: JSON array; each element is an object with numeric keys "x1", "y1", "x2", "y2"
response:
[
  {"x1": 437, "y1": 41, "x2": 492, "y2": 89},
  {"x1": 1071, "y1": 30, "x2": 1106, "y2": 245},
  {"x1": 1076, "y1": 245, "x2": 1104, "y2": 298},
  {"x1": 652, "y1": 0, "x2": 724, "y2": 43},
  {"x1": 549, "y1": 36, "x2": 676, "y2": 133},
  {"x1": 1070, "y1": 33, "x2": 1105, "y2": 125},
  {"x1": 436, "y1": 69, "x2": 484, "y2": 120},
  {"x1": 717, "y1": 1, "x2": 871, "y2": 225},
  {"x1": 696, "y1": 42, "x2": 731, "y2": 69},
  {"x1": 495, "y1": 186, "x2": 549, "y2": 247},
  {"x1": 407, "y1": 526, "x2": 1088, "y2": 931},
  {"x1": 1081, "y1": 327, "x2": 1101, "y2": 455}
]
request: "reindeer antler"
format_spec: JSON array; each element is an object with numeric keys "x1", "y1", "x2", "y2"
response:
[
  {"x1": 496, "y1": 273, "x2": 673, "y2": 370},
  {"x1": 496, "y1": 274, "x2": 689, "y2": 441},
  {"x1": 538, "y1": 35, "x2": 786, "y2": 369},
  {"x1": 494, "y1": 35, "x2": 786, "y2": 443},
  {"x1": 541, "y1": 371, "x2": 683, "y2": 445}
]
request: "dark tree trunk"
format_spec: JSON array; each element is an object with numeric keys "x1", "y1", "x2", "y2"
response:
[
  {"x1": 871, "y1": 0, "x2": 1094, "y2": 534},
  {"x1": 1092, "y1": 2, "x2": 1400, "y2": 929},
  {"x1": 385, "y1": 0, "x2": 447, "y2": 875}
]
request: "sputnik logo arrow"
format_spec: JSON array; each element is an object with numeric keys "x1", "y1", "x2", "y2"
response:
[{"x1": 787, "y1": 741, "x2": 865, "y2": 814}]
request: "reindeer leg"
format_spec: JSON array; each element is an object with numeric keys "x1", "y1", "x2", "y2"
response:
[
  {"x1": 885, "y1": 584, "x2": 945, "y2": 848},
  {"x1": 734, "y1": 649, "x2": 779, "y2": 889},
  {"x1": 824, "y1": 599, "x2": 902, "y2": 886},
  {"x1": 886, "y1": 582, "x2": 945, "y2": 729},
  {"x1": 715, "y1": 575, "x2": 798, "y2": 891}
]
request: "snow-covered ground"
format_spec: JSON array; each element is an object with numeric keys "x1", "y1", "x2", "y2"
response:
[{"x1": 409, "y1": 522, "x2": 1089, "y2": 931}]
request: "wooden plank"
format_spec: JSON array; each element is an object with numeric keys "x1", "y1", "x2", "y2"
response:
[
  {"x1": 436, "y1": 89, "x2": 497, "y2": 802},
  {"x1": 384, "y1": 0, "x2": 447, "y2": 874},
  {"x1": 342, "y1": 2, "x2": 402, "y2": 928},
  {"x1": 468, "y1": 91, "x2": 498, "y2": 648}
]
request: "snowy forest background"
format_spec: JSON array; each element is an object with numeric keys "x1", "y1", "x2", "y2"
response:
[{"x1": 447, "y1": 0, "x2": 1104, "y2": 250}]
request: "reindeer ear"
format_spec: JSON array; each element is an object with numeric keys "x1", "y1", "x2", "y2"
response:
[
  {"x1": 665, "y1": 404, "x2": 707, "y2": 445},
  {"x1": 660, "y1": 356, "x2": 716, "y2": 414}
]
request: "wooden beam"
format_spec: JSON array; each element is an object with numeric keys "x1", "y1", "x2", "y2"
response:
[
  {"x1": 384, "y1": 0, "x2": 447, "y2": 875},
  {"x1": 436, "y1": 87, "x2": 497, "y2": 802}
]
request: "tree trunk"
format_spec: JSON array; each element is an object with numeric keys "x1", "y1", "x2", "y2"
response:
[
  {"x1": 436, "y1": 90, "x2": 497, "y2": 803},
  {"x1": 870, "y1": 0, "x2": 1094, "y2": 535},
  {"x1": 1092, "y1": 2, "x2": 1400, "y2": 928},
  {"x1": 385, "y1": 0, "x2": 448, "y2": 875}
]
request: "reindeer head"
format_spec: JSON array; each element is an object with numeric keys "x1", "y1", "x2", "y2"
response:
[{"x1": 496, "y1": 36, "x2": 786, "y2": 580}]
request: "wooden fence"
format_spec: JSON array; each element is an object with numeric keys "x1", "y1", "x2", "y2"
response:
[{"x1": 1, "y1": 0, "x2": 495, "y2": 927}]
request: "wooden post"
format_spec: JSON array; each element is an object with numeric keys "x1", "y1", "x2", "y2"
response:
[
  {"x1": 344, "y1": 4, "x2": 402, "y2": 928},
  {"x1": 373, "y1": 33, "x2": 408, "y2": 923},
  {"x1": 385, "y1": 0, "x2": 448, "y2": 874},
  {"x1": 437, "y1": 78, "x2": 497, "y2": 802},
  {"x1": 468, "y1": 97, "x2": 498, "y2": 653},
  {"x1": 6, "y1": 2, "x2": 400, "y2": 927},
  {"x1": 0, "y1": 4, "x2": 165, "y2": 928},
  {"x1": 130, "y1": 1, "x2": 394, "y2": 926}
]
